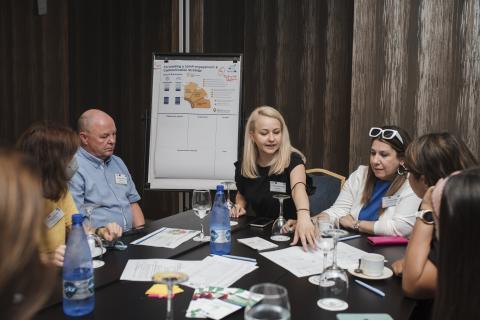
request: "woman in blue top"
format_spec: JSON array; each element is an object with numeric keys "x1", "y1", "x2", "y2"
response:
[{"x1": 288, "y1": 125, "x2": 421, "y2": 236}]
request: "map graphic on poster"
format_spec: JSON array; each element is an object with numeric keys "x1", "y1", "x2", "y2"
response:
[{"x1": 147, "y1": 55, "x2": 242, "y2": 190}]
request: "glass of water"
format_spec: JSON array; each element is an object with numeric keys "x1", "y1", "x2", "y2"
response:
[
  {"x1": 245, "y1": 283, "x2": 291, "y2": 320},
  {"x1": 192, "y1": 189, "x2": 212, "y2": 242}
]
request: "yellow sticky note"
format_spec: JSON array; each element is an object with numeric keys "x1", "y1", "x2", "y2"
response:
[{"x1": 145, "y1": 284, "x2": 183, "y2": 297}]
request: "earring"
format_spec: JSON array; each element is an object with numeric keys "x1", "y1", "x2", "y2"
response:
[{"x1": 397, "y1": 163, "x2": 407, "y2": 176}]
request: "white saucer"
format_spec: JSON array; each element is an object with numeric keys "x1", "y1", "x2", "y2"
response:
[
  {"x1": 347, "y1": 266, "x2": 393, "y2": 280},
  {"x1": 230, "y1": 221, "x2": 239, "y2": 226},
  {"x1": 91, "y1": 247, "x2": 106, "y2": 258}
]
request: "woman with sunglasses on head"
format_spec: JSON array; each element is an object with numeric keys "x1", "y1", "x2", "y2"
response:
[
  {"x1": 231, "y1": 106, "x2": 316, "y2": 250},
  {"x1": 287, "y1": 125, "x2": 420, "y2": 236},
  {"x1": 391, "y1": 133, "x2": 477, "y2": 304},
  {"x1": 17, "y1": 123, "x2": 123, "y2": 267}
]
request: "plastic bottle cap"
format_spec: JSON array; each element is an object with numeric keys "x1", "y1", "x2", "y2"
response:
[
  {"x1": 216, "y1": 184, "x2": 224, "y2": 192},
  {"x1": 72, "y1": 213, "x2": 84, "y2": 225}
]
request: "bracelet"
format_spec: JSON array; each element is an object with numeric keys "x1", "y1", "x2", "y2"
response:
[
  {"x1": 291, "y1": 181, "x2": 307, "y2": 191},
  {"x1": 296, "y1": 208, "x2": 310, "y2": 213},
  {"x1": 353, "y1": 221, "x2": 360, "y2": 231}
]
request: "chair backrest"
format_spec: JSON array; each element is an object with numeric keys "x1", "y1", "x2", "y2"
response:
[{"x1": 306, "y1": 168, "x2": 346, "y2": 215}]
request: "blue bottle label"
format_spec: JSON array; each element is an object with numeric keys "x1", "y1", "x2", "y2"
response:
[
  {"x1": 63, "y1": 277, "x2": 94, "y2": 300},
  {"x1": 211, "y1": 229, "x2": 231, "y2": 243}
]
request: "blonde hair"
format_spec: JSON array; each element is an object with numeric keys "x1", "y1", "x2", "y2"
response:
[
  {"x1": 241, "y1": 106, "x2": 305, "y2": 178},
  {"x1": 0, "y1": 150, "x2": 54, "y2": 320}
]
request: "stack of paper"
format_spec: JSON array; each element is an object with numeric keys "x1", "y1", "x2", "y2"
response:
[
  {"x1": 260, "y1": 242, "x2": 367, "y2": 277},
  {"x1": 237, "y1": 237, "x2": 278, "y2": 251},
  {"x1": 120, "y1": 255, "x2": 258, "y2": 289},
  {"x1": 183, "y1": 255, "x2": 258, "y2": 289},
  {"x1": 131, "y1": 227, "x2": 199, "y2": 248}
]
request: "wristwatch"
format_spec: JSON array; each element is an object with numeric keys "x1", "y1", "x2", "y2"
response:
[
  {"x1": 416, "y1": 210, "x2": 435, "y2": 225},
  {"x1": 353, "y1": 221, "x2": 360, "y2": 231}
]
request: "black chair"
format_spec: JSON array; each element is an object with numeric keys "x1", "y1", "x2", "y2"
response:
[{"x1": 306, "y1": 168, "x2": 345, "y2": 215}]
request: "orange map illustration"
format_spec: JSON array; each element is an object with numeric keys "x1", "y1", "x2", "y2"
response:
[{"x1": 184, "y1": 82, "x2": 211, "y2": 108}]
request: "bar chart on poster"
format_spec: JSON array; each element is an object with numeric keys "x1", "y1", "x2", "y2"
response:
[{"x1": 147, "y1": 54, "x2": 242, "y2": 190}]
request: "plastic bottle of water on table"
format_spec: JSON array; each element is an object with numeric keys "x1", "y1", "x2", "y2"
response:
[
  {"x1": 63, "y1": 213, "x2": 95, "y2": 316},
  {"x1": 210, "y1": 184, "x2": 231, "y2": 255}
]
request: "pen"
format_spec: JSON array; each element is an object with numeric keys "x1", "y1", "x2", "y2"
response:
[
  {"x1": 338, "y1": 234, "x2": 362, "y2": 241},
  {"x1": 212, "y1": 254, "x2": 257, "y2": 263},
  {"x1": 354, "y1": 279, "x2": 385, "y2": 297}
]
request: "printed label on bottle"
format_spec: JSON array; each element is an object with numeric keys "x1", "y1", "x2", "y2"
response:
[
  {"x1": 211, "y1": 229, "x2": 231, "y2": 243},
  {"x1": 63, "y1": 277, "x2": 94, "y2": 300}
]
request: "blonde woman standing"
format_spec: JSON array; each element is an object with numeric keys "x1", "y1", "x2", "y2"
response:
[{"x1": 231, "y1": 106, "x2": 316, "y2": 249}]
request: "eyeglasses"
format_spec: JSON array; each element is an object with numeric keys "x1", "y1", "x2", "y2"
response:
[{"x1": 369, "y1": 127, "x2": 404, "y2": 145}]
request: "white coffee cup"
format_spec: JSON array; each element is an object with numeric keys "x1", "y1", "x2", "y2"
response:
[{"x1": 360, "y1": 253, "x2": 385, "y2": 277}]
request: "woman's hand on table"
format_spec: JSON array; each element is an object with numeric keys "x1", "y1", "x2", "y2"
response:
[
  {"x1": 392, "y1": 257, "x2": 405, "y2": 276},
  {"x1": 230, "y1": 204, "x2": 246, "y2": 218},
  {"x1": 339, "y1": 214, "x2": 356, "y2": 229},
  {"x1": 291, "y1": 213, "x2": 316, "y2": 251}
]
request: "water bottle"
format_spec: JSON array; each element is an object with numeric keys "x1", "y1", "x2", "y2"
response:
[
  {"x1": 210, "y1": 184, "x2": 231, "y2": 255},
  {"x1": 63, "y1": 213, "x2": 95, "y2": 316}
]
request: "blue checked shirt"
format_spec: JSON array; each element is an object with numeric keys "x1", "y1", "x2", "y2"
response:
[{"x1": 69, "y1": 147, "x2": 141, "y2": 230}]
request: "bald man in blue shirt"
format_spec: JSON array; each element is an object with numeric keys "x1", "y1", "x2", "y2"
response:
[{"x1": 69, "y1": 109, "x2": 145, "y2": 231}]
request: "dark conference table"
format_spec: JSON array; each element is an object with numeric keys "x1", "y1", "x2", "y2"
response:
[{"x1": 36, "y1": 211, "x2": 416, "y2": 319}]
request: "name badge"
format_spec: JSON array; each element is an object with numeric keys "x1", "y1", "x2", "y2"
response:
[
  {"x1": 115, "y1": 173, "x2": 128, "y2": 185},
  {"x1": 382, "y1": 194, "x2": 400, "y2": 208},
  {"x1": 45, "y1": 208, "x2": 65, "y2": 229},
  {"x1": 270, "y1": 181, "x2": 286, "y2": 193}
]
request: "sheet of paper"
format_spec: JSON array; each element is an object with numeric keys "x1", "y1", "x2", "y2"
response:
[
  {"x1": 183, "y1": 255, "x2": 258, "y2": 289},
  {"x1": 120, "y1": 259, "x2": 198, "y2": 281},
  {"x1": 131, "y1": 227, "x2": 199, "y2": 248},
  {"x1": 260, "y1": 242, "x2": 367, "y2": 277},
  {"x1": 237, "y1": 237, "x2": 278, "y2": 251}
]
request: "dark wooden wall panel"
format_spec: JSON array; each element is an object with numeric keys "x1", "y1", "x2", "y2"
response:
[
  {"x1": 350, "y1": 0, "x2": 480, "y2": 170},
  {"x1": 242, "y1": 0, "x2": 353, "y2": 175},
  {"x1": 0, "y1": 0, "x2": 69, "y2": 146},
  {"x1": 68, "y1": 0, "x2": 179, "y2": 219}
]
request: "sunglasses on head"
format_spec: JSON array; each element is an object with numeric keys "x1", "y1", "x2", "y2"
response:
[{"x1": 369, "y1": 127, "x2": 404, "y2": 145}]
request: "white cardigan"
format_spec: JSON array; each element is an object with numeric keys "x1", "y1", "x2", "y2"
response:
[{"x1": 323, "y1": 165, "x2": 421, "y2": 237}]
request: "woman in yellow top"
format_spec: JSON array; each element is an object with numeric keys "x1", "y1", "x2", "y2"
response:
[{"x1": 17, "y1": 123, "x2": 122, "y2": 266}]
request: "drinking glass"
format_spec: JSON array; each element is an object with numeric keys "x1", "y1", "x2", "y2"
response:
[
  {"x1": 80, "y1": 203, "x2": 100, "y2": 232},
  {"x1": 270, "y1": 194, "x2": 291, "y2": 242},
  {"x1": 324, "y1": 217, "x2": 348, "y2": 269},
  {"x1": 317, "y1": 217, "x2": 349, "y2": 311},
  {"x1": 152, "y1": 265, "x2": 188, "y2": 320},
  {"x1": 192, "y1": 189, "x2": 212, "y2": 242},
  {"x1": 308, "y1": 217, "x2": 334, "y2": 285},
  {"x1": 221, "y1": 181, "x2": 238, "y2": 226},
  {"x1": 317, "y1": 266, "x2": 349, "y2": 311},
  {"x1": 245, "y1": 283, "x2": 291, "y2": 320},
  {"x1": 88, "y1": 233, "x2": 106, "y2": 269}
]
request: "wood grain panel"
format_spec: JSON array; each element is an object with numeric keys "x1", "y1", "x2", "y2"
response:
[
  {"x1": 243, "y1": 0, "x2": 353, "y2": 175},
  {"x1": 68, "y1": 0, "x2": 179, "y2": 219},
  {"x1": 0, "y1": 0, "x2": 69, "y2": 146},
  {"x1": 350, "y1": 0, "x2": 480, "y2": 170}
]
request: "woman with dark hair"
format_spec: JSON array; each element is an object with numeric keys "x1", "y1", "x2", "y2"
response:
[
  {"x1": 431, "y1": 167, "x2": 480, "y2": 319},
  {"x1": 0, "y1": 150, "x2": 55, "y2": 320},
  {"x1": 288, "y1": 125, "x2": 421, "y2": 236},
  {"x1": 17, "y1": 123, "x2": 122, "y2": 266},
  {"x1": 392, "y1": 132, "x2": 477, "y2": 300}
]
